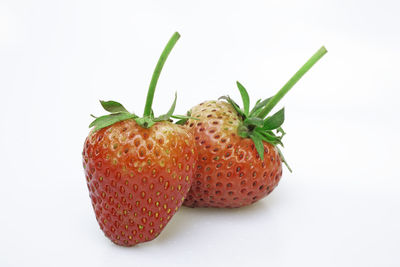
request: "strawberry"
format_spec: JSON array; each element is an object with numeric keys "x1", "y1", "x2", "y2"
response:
[
  {"x1": 183, "y1": 47, "x2": 327, "y2": 208},
  {"x1": 82, "y1": 32, "x2": 196, "y2": 246}
]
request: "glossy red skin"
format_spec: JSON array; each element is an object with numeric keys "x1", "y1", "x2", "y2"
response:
[
  {"x1": 82, "y1": 120, "x2": 196, "y2": 246},
  {"x1": 183, "y1": 101, "x2": 282, "y2": 208}
]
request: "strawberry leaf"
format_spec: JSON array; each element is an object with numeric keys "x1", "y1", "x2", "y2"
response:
[
  {"x1": 135, "y1": 117, "x2": 155, "y2": 128},
  {"x1": 219, "y1": 95, "x2": 246, "y2": 119},
  {"x1": 236, "y1": 81, "x2": 250, "y2": 116},
  {"x1": 165, "y1": 92, "x2": 177, "y2": 117},
  {"x1": 155, "y1": 92, "x2": 177, "y2": 121},
  {"x1": 249, "y1": 131, "x2": 265, "y2": 161},
  {"x1": 257, "y1": 130, "x2": 283, "y2": 146},
  {"x1": 173, "y1": 109, "x2": 200, "y2": 125},
  {"x1": 263, "y1": 107, "x2": 285, "y2": 130},
  {"x1": 243, "y1": 117, "x2": 264, "y2": 128},
  {"x1": 277, "y1": 127, "x2": 286, "y2": 137},
  {"x1": 100, "y1": 100, "x2": 129, "y2": 113},
  {"x1": 277, "y1": 146, "x2": 292, "y2": 173},
  {"x1": 89, "y1": 112, "x2": 137, "y2": 132},
  {"x1": 249, "y1": 97, "x2": 272, "y2": 117},
  {"x1": 171, "y1": 114, "x2": 188, "y2": 120},
  {"x1": 175, "y1": 118, "x2": 187, "y2": 125}
]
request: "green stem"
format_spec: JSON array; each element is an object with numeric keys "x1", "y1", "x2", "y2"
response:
[
  {"x1": 257, "y1": 46, "x2": 327, "y2": 118},
  {"x1": 143, "y1": 32, "x2": 180, "y2": 117}
]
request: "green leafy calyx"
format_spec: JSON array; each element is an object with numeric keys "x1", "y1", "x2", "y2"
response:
[
  {"x1": 89, "y1": 32, "x2": 192, "y2": 132},
  {"x1": 221, "y1": 46, "x2": 327, "y2": 171}
]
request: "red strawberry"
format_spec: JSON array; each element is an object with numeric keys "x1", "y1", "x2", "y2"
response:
[
  {"x1": 183, "y1": 47, "x2": 327, "y2": 208},
  {"x1": 82, "y1": 32, "x2": 196, "y2": 246}
]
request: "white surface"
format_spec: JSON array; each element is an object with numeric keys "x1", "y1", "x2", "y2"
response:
[{"x1": 1, "y1": 0, "x2": 399, "y2": 266}]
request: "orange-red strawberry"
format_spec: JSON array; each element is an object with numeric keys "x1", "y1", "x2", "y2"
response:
[
  {"x1": 183, "y1": 100, "x2": 282, "y2": 208},
  {"x1": 82, "y1": 32, "x2": 196, "y2": 246},
  {"x1": 83, "y1": 120, "x2": 195, "y2": 245},
  {"x1": 183, "y1": 47, "x2": 327, "y2": 208}
]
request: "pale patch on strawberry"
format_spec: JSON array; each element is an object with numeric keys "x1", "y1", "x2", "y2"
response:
[{"x1": 183, "y1": 101, "x2": 282, "y2": 208}]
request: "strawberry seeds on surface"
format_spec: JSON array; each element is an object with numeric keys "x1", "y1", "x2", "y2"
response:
[
  {"x1": 83, "y1": 120, "x2": 195, "y2": 245},
  {"x1": 183, "y1": 101, "x2": 282, "y2": 208}
]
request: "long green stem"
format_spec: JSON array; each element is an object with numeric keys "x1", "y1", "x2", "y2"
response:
[
  {"x1": 143, "y1": 32, "x2": 180, "y2": 117},
  {"x1": 258, "y1": 46, "x2": 327, "y2": 118}
]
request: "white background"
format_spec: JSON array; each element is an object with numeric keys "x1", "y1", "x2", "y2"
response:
[{"x1": 1, "y1": 0, "x2": 399, "y2": 266}]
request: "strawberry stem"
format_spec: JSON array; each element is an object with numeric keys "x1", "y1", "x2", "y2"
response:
[
  {"x1": 257, "y1": 46, "x2": 327, "y2": 119},
  {"x1": 143, "y1": 32, "x2": 181, "y2": 117}
]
